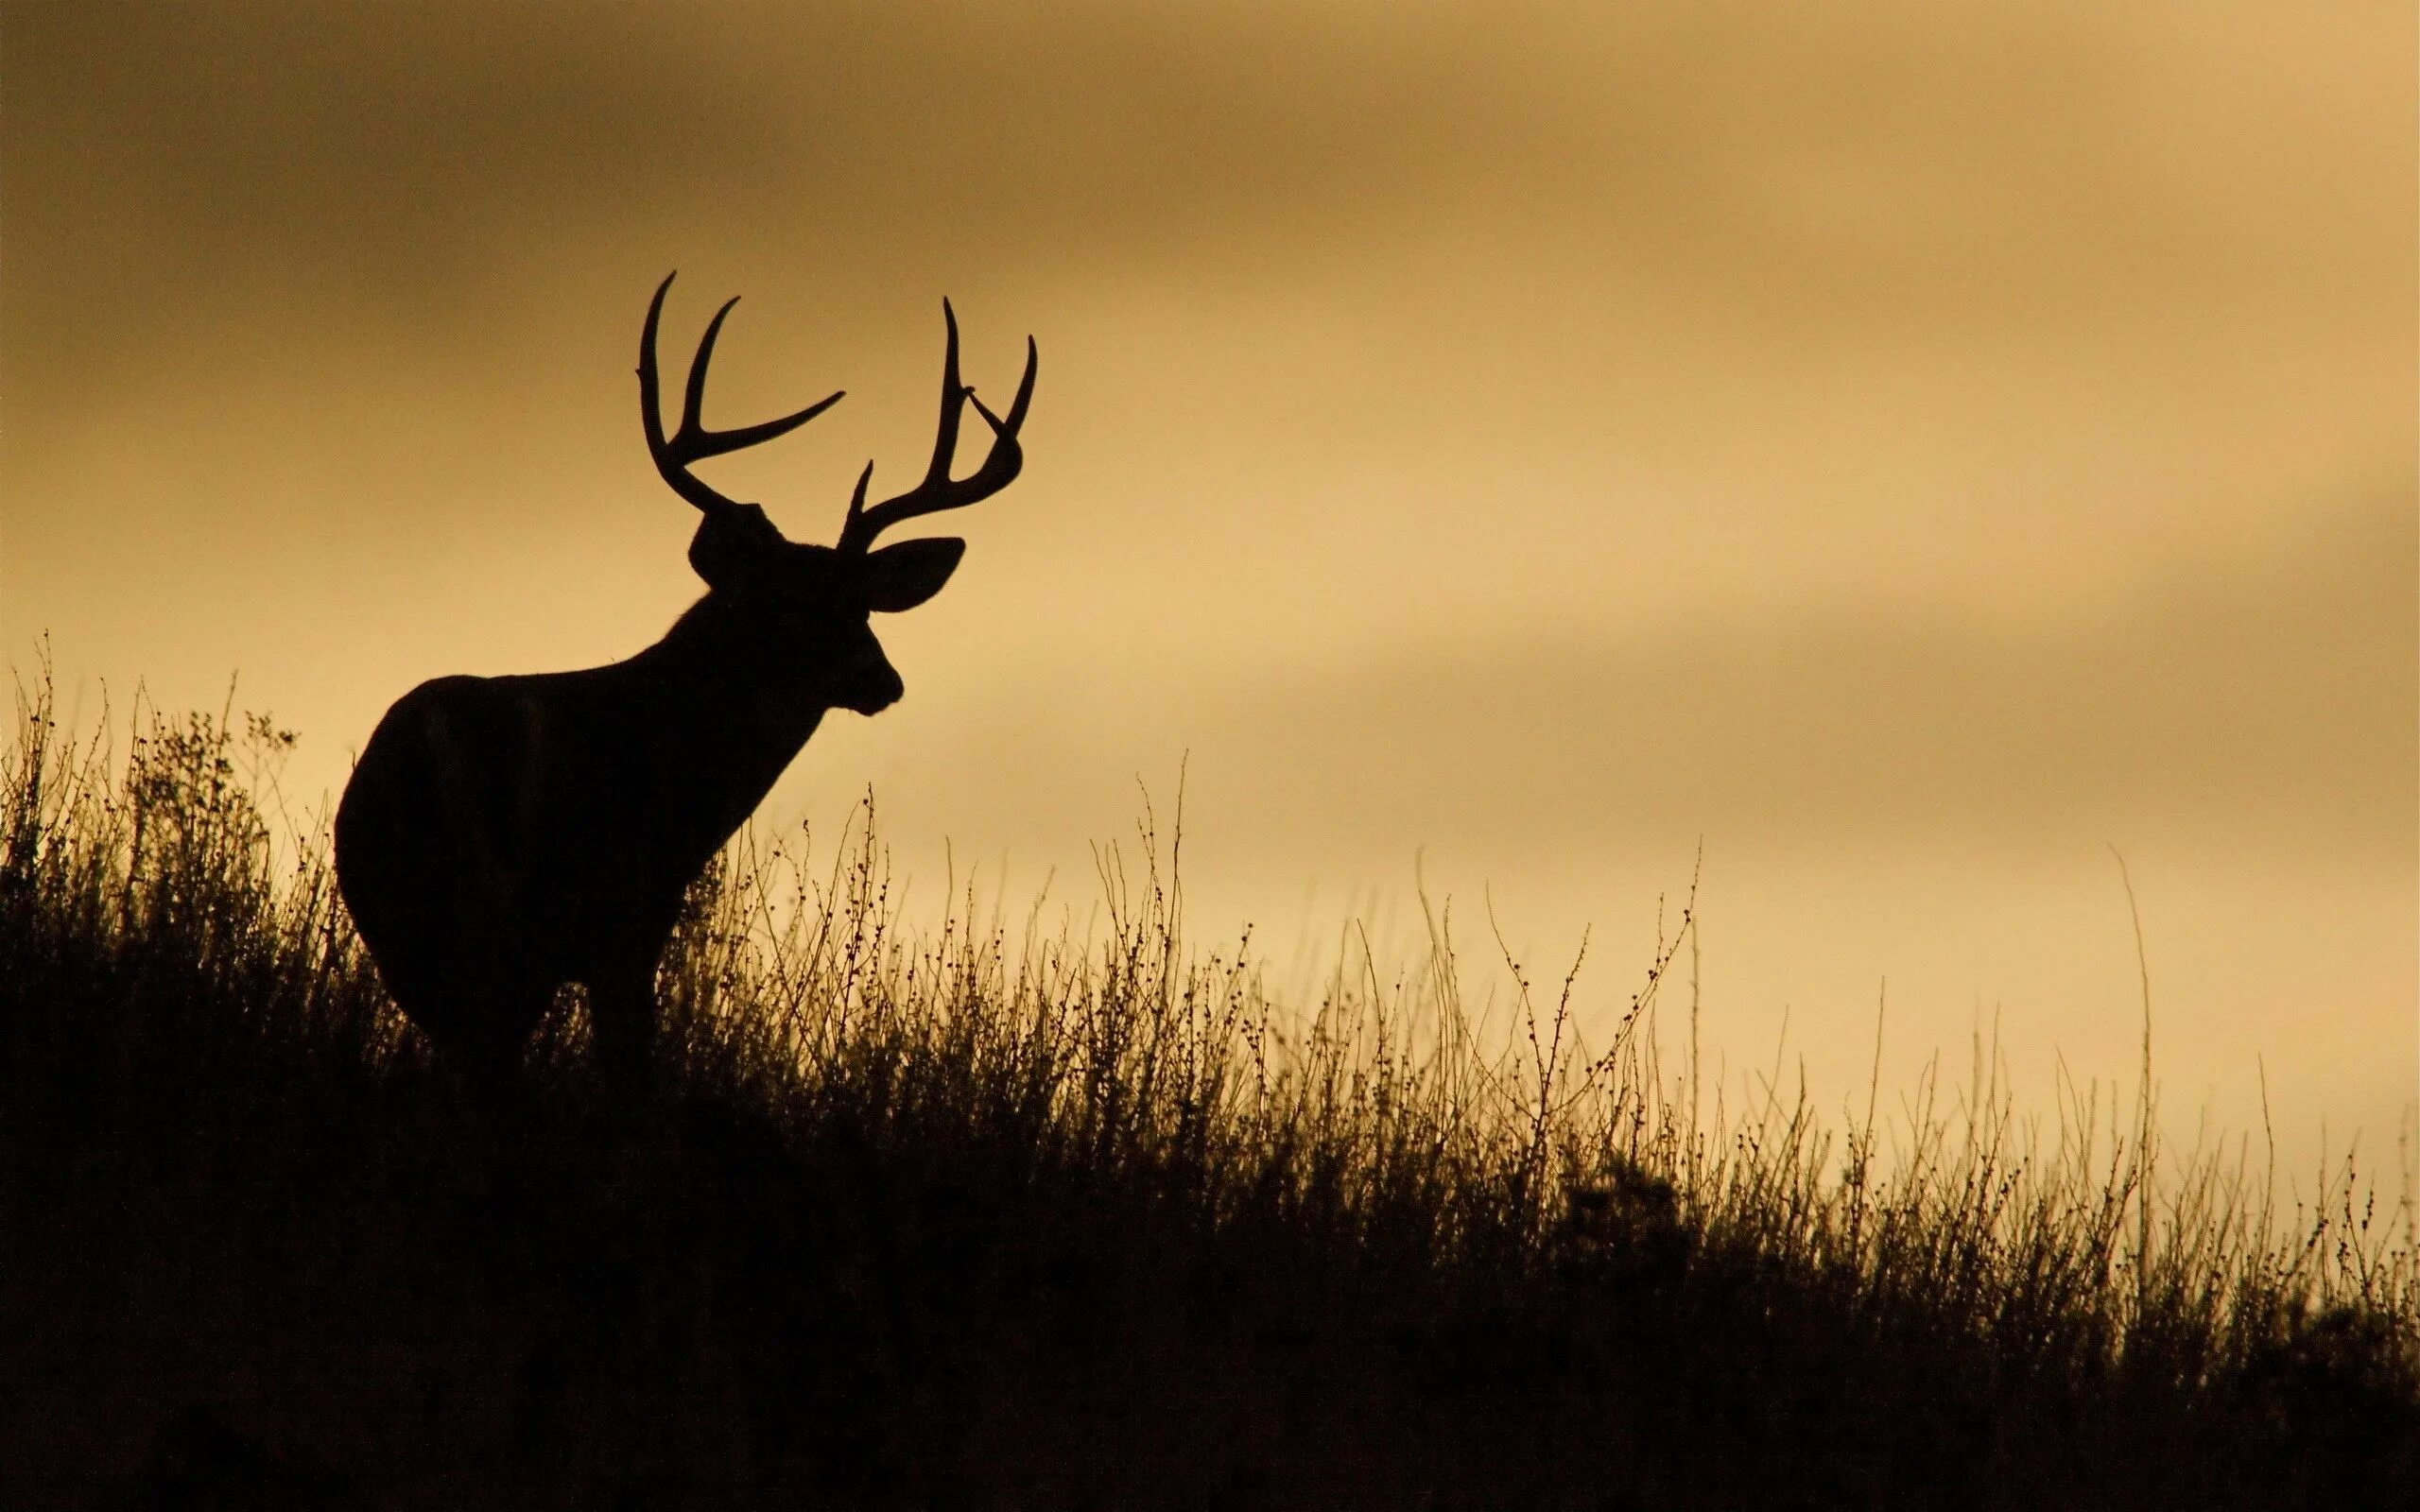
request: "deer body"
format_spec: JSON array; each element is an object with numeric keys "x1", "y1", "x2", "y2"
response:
[{"x1": 335, "y1": 274, "x2": 1035, "y2": 1093}]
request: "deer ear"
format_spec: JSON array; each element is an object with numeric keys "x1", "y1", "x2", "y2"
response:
[
  {"x1": 863, "y1": 538, "x2": 965, "y2": 612},
  {"x1": 688, "y1": 505, "x2": 783, "y2": 589}
]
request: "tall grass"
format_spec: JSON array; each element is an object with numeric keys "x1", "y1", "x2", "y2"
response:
[{"x1": 2, "y1": 667, "x2": 2413, "y2": 1509}]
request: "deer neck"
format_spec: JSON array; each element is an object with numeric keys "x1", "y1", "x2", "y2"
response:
[{"x1": 628, "y1": 595, "x2": 832, "y2": 807}]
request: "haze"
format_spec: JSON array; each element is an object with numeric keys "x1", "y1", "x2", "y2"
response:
[{"x1": 3, "y1": 2, "x2": 2411, "y2": 1182}]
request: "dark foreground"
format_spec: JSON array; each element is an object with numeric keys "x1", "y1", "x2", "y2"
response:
[{"x1": 3, "y1": 698, "x2": 2414, "y2": 1509}]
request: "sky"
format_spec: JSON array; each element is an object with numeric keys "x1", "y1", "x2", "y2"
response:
[{"x1": 4, "y1": 2, "x2": 2413, "y2": 1184}]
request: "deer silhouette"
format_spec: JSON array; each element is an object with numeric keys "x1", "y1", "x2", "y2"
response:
[{"x1": 335, "y1": 272, "x2": 1036, "y2": 1096}]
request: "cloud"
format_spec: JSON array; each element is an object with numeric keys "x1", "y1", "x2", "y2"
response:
[
  {"x1": 9, "y1": 2, "x2": 2403, "y2": 403},
  {"x1": 980, "y1": 493, "x2": 2416, "y2": 861}
]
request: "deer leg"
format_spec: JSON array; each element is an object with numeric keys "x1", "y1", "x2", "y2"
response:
[
  {"x1": 451, "y1": 1012, "x2": 535, "y2": 1114},
  {"x1": 385, "y1": 964, "x2": 544, "y2": 1110},
  {"x1": 587, "y1": 966, "x2": 661, "y2": 1104}
]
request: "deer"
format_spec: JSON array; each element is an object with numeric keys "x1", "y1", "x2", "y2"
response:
[{"x1": 334, "y1": 272, "x2": 1036, "y2": 1099}]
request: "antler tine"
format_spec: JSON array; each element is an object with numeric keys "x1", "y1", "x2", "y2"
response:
[
  {"x1": 681, "y1": 297, "x2": 741, "y2": 448},
  {"x1": 838, "y1": 301, "x2": 1038, "y2": 553},
  {"x1": 638, "y1": 271, "x2": 844, "y2": 515},
  {"x1": 967, "y1": 334, "x2": 1039, "y2": 445},
  {"x1": 922, "y1": 298, "x2": 968, "y2": 490}
]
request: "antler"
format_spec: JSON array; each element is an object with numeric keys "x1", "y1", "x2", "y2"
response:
[
  {"x1": 638, "y1": 271, "x2": 844, "y2": 515},
  {"x1": 835, "y1": 300, "x2": 1038, "y2": 554}
]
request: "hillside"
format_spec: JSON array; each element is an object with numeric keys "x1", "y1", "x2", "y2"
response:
[{"x1": 3, "y1": 682, "x2": 2413, "y2": 1509}]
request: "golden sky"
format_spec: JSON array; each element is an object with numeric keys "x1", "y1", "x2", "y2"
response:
[{"x1": 4, "y1": 2, "x2": 2413, "y2": 1176}]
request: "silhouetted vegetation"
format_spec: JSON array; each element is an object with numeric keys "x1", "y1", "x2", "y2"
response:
[{"x1": 4, "y1": 672, "x2": 2414, "y2": 1509}]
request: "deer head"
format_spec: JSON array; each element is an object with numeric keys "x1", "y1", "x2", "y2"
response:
[{"x1": 636, "y1": 271, "x2": 1038, "y2": 714}]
